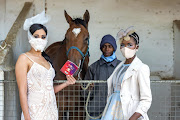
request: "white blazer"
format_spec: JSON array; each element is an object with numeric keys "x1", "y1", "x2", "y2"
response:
[{"x1": 107, "y1": 56, "x2": 152, "y2": 120}]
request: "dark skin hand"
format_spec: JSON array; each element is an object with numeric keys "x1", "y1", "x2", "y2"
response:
[
  {"x1": 121, "y1": 37, "x2": 142, "y2": 120},
  {"x1": 88, "y1": 83, "x2": 94, "y2": 91},
  {"x1": 129, "y1": 112, "x2": 142, "y2": 120}
]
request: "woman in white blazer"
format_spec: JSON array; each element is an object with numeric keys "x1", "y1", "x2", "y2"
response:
[{"x1": 101, "y1": 27, "x2": 152, "y2": 120}]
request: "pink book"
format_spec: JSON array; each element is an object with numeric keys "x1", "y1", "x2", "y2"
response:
[{"x1": 60, "y1": 60, "x2": 79, "y2": 75}]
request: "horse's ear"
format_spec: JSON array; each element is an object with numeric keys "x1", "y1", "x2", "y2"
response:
[
  {"x1": 64, "y1": 10, "x2": 72, "y2": 24},
  {"x1": 83, "y1": 10, "x2": 90, "y2": 25}
]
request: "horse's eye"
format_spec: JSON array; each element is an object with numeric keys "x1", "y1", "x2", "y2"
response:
[{"x1": 85, "y1": 38, "x2": 89, "y2": 41}]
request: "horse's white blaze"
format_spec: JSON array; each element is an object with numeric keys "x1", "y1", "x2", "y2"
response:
[{"x1": 72, "y1": 28, "x2": 81, "y2": 37}]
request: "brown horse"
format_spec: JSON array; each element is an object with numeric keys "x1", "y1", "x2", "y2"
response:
[{"x1": 45, "y1": 10, "x2": 90, "y2": 120}]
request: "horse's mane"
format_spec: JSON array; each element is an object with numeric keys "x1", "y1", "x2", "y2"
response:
[{"x1": 72, "y1": 18, "x2": 87, "y2": 29}]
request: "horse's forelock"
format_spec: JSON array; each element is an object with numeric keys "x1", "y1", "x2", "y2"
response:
[{"x1": 72, "y1": 18, "x2": 87, "y2": 29}]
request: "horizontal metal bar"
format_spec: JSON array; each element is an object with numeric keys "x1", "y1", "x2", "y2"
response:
[
  {"x1": 150, "y1": 80, "x2": 180, "y2": 83},
  {"x1": 1, "y1": 80, "x2": 180, "y2": 83},
  {"x1": 54, "y1": 80, "x2": 107, "y2": 83}
]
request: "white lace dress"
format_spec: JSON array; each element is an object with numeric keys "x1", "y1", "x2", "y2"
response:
[{"x1": 21, "y1": 53, "x2": 58, "y2": 120}]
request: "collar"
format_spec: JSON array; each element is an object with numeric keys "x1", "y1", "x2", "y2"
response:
[
  {"x1": 127, "y1": 56, "x2": 143, "y2": 71},
  {"x1": 119, "y1": 56, "x2": 143, "y2": 72},
  {"x1": 99, "y1": 58, "x2": 118, "y2": 67},
  {"x1": 107, "y1": 56, "x2": 143, "y2": 82}
]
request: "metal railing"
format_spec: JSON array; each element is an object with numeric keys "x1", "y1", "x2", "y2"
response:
[{"x1": 0, "y1": 80, "x2": 180, "y2": 120}]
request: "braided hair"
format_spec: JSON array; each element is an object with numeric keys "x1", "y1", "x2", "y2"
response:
[{"x1": 129, "y1": 32, "x2": 139, "y2": 45}]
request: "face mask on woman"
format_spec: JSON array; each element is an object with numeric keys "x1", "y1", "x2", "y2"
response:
[
  {"x1": 28, "y1": 31, "x2": 48, "y2": 52},
  {"x1": 120, "y1": 46, "x2": 138, "y2": 59},
  {"x1": 29, "y1": 38, "x2": 47, "y2": 52}
]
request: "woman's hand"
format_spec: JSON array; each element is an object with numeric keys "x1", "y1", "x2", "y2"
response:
[
  {"x1": 88, "y1": 83, "x2": 94, "y2": 91},
  {"x1": 129, "y1": 117, "x2": 137, "y2": 120},
  {"x1": 129, "y1": 112, "x2": 141, "y2": 120},
  {"x1": 54, "y1": 75, "x2": 76, "y2": 93},
  {"x1": 65, "y1": 75, "x2": 76, "y2": 85}
]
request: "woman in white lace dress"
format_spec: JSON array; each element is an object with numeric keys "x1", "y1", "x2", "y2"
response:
[{"x1": 15, "y1": 11, "x2": 76, "y2": 120}]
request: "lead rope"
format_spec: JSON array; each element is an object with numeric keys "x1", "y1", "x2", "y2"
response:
[
  {"x1": 74, "y1": 38, "x2": 101, "y2": 119},
  {"x1": 85, "y1": 90, "x2": 103, "y2": 119},
  {"x1": 78, "y1": 68, "x2": 102, "y2": 119}
]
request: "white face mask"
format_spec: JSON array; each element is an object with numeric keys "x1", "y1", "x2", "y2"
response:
[
  {"x1": 28, "y1": 30, "x2": 48, "y2": 52},
  {"x1": 29, "y1": 38, "x2": 48, "y2": 52},
  {"x1": 120, "y1": 47, "x2": 138, "y2": 59}
]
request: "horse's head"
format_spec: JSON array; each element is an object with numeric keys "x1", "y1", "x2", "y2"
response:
[{"x1": 64, "y1": 10, "x2": 90, "y2": 68}]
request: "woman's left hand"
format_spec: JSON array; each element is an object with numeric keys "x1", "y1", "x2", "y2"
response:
[
  {"x1": 129, "y1": 112, "x2": 141, "y2": 120},
  {"x1": 66, "y1": 75, "x2": 76, "y2": 85},
  {"x1": 129, "y1": 117, "x2": 136, "y2": 120}
]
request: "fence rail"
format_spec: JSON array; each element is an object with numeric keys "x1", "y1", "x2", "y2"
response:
[
  {"x1": 0, "y1": 80, "x2": 180, "y2": 120},
  {"x1": 1, "y1": 79, "x2": 180, "y2": 83}
]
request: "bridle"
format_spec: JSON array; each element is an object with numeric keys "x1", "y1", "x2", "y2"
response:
[{"x1": 66, "y1": 37, "x2": 90, "y2": 80}]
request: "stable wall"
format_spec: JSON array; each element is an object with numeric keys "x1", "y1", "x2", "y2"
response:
[{"x1": 1, "y1": 0, "x2": 180, "y2": 79}]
